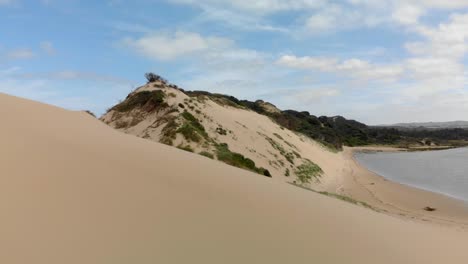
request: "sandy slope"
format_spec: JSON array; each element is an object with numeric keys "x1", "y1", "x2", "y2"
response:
[
  {"x1": 101, "y1": 84, "x2": 468, "y2": 226},
  {"x1": 2, "y1": 92, "x2": 468, "y2": 263}
]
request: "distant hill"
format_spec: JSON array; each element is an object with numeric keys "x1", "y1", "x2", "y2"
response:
[{"x1": 380, "y1": 121, "x2": 468, "y2": 129}]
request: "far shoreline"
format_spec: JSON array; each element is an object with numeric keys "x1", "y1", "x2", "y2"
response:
[
  {"x1": 338, "y1": 146, "x2": 468, "y2": 229},
  {"x1": 353, "y1": 147, "x2": 468, "y2": 204}
]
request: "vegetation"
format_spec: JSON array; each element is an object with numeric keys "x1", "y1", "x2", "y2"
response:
[
  {"x1": 318, "y1": 191, "x2": 374, "y2": 210},
  {"x1": 290, "y1": 183, "x2": 377, "y2": 211},
  {"x1": 113, "y1": 90, "x2": 167, "y2": 112},
  {"x1": 199, "y1": 151, "x2": 214, "y2": 159},
  {"x1": 177, "y1": 144, "x2": 194, "y2": 152},
  {"x1": 177, "y1": 111, "x2": 208, "y2": 142},
  {"x1": 295, "y1": 161, "x2": 323, "y2": 184},
  {"x1": 190, "y1": 92, "x2": 468, "y2": 149},
  {"x1": 215, "y1": 143, "x2": 271, "y2": 177},
  {"x1": 261, "y1": 133, "x2": 296, "y2": 165},
  {"x1": 84, "y1": 110, "x2": 96, "y2": 117},
  {"x1": 216, "y1": 127, "x2": 228, "y2": 135},
  {"x1": 145, "y1": 72, "x2": 167, "y2": 83},
  {"x1": 127, "y1": 74, "x2": 468, "y2": 152}
]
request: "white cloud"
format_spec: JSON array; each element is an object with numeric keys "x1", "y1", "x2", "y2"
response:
[
  {"x1": 306, "y1": 4, "x2": 385, "y2": 32},
  {"x1": 392, "y1": 4, "x2": 424, "y2": 25},
  {"x1": 407, "y1": 13, "x2": 468, "y2": 59},
  {"x1": 168, "y1": 0, "x2": 327, "y2": 14},
  {"x1": 277, "y1": 55, "x2": 404, "y2": 81},
  {"x1": 289, "y1": 88, "x2": 340, "y2": 104},
  {"x1": 40, "y1": 41, "x2": 56, "y2": 55},
  {"x1": 6, "y1": 48, "x2": 35, "y2": 59},
  {"x1": 122, "y1": 31, "x2": 233, "y2": 61},
  {"x1": 277, "y1": 55, "x2": 338, "y2": 71}
]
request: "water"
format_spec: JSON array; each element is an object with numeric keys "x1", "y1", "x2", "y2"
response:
[{"x1": 354, "y1": 148, "x2": 468, "y2": 202}]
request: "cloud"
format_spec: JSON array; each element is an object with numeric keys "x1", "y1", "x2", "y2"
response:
[
  {"x1": 122, "y1": 31, "x2": 233, "y2": 60},
  {"x1": 277, "y1": 55, "x2": 404, "y2": 81},
  {"x1": 289, "y1": 88, "x2": 340, "y2": 104},
  {"x1": 6, "y1": 48, "x2": 35, "y2": 59},
  {"x1": 13, "y1": 70, "x2": 133, "y2": 84},
  {"x1": 40, "y1": 41, "x2": 56, "y2": 55},
  {"x1": 0, "y1": 68, "x2": 134, "y2": 115},
  {"x1": 305, "y1": 4, "x2": 385, "y2": 32},
  {"x1": 167, "y1": 0, "x2": 327, "y2": 14},
  {"x1": 391, "y1": 4, "x2": 424, "y2": 25},
  {"x1": 190, "y1": 5, "x2": 289, "y2": 33},
  {"x1": 407, "y1": 13, "x2": 468, "y2": 59}
]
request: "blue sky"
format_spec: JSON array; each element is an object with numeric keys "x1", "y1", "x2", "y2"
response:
[{"x1": 1, "y1": 0, "x2": 468, "y2": 124}]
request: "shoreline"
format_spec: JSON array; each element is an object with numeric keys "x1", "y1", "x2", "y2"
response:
[
  {"x1": 354, "y1": 149, "x2": 468, "y2": 204},
  {"x1": 337, "y1": 146, "x2": 468, "y2": 229}
]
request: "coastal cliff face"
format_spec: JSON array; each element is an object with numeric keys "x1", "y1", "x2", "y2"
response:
[{"x1": 100, "y1": 79, "x2": 330, "y2": 187}]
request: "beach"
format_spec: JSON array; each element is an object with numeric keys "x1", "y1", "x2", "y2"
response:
[{"x1": 339, "y1": 146, "x2": 468, "y2": 228}]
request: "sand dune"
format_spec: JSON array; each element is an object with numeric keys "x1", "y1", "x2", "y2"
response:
[
  {"x1": 2, "y1": 92, "x2": 468, "y2": 263},
  {"x1": 101, "y1": 83, "x2": 468, "y2": 226}
]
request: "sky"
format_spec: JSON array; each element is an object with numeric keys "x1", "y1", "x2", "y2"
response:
[{"x1": 1, "y1": 0, "x2": 468, "y2": 124}]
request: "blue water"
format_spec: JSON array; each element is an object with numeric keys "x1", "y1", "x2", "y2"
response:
[{"x1": 354, "y1": 148, "x2": 468, "y2": 202}]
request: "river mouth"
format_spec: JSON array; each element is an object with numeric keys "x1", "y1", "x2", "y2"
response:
[{"x1": 354, "y1": 148, "x2": 468, "y2": 203}]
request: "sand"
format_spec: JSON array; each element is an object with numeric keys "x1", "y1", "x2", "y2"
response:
[{"x1": 2, "y1": 92, "x2": 468, "y2": 263}]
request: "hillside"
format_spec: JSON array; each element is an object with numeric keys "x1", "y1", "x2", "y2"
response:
[
  {"x1": 3, "y1": 93, "x2": 468, "y2": 264},
  {"x1": 101, "y1": 79, "x2": 328, "y2": 186},
  {"x1": 100, "y1": 75, "x2": 468, "y2": 188}
]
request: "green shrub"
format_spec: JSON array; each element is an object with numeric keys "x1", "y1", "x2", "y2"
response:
[
  {"x1": 285, "y1": 152, "x2": 295, "y2": 164},
  {"x1": 177, "y1": 123, "x2": 202, "y2": 142},
  {"x1": 295, "y1": 161, "x2": 323, "y2": 184},
  {"x1": 177, "y1": 111, "x2": 208, "y2": 142},
  {"x1": 177, "y1": 145, "x2": 194, "y2": 152},
  {"x1": 199, "y1": 151, "x2": 214, "y2": 159},
  {"x1": 273, "y1": 133, "x2": 283, "y2": 140},
  {"x1": 215, "y1": 143, "x2": 270, "y2": 177},
  {"x1": 113, "y1": 90, "x2": 166, "y2": 112},
  {"x1": 216, "y1": 127, "x2": 228, "y2": 135}
]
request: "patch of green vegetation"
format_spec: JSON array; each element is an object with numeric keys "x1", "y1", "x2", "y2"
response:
[
  {"x1": 215, "y1": 143, "x2": 271, "y2": 177},
  {"x1": 84, "y1": 110, "x2": 96, "y2": 117},
  {"x1": 318, "y1": 192, "x2": 376, "y2": 210},
  {"x1": 177, "y1": 111, "x2": 208, "y2": 142},
  {"x1": 178, "y1": 103, "x2": 185, "y2": 108},
  {"x1": 284, "y1": 168, "x2": 290, "y2": 177},
  {"x1": 273, "y1": 133, "x2": 283, "y2": 140},
  {"x1": 177, "y1": 144, "x2": 194, "y2": 152},
  {"x1": 168, "y1": 92, "x2": 176, "y2": 98},
  {"x1": 160, "y1": 117, "x2": 178, "y2": 145},
  {"x1": 289, "y1": 183, "x2": 377, "y2": 211},
  {"x1": 261, "y1": 133, "x2": 296, "y2": 164},
  {"x1": 295, "y1": 161, "x2": 323, "y2": 184},
  {"x1": 199, "y1": 151, "x2": 214, "y2": 159},
  {"x1": 113, "y1": 90, "x2": 167, "y2": 112},
  {"x1": 114, "y1": 120, "x2": 129, "y2": 129},
  {"x1": 216, "y1": 127, "x2": 228, "y2": 135},
  {"x1": 284, "y1": 152, "x2": 295, "y2": 164},
  {"x1": 292, "y1": 151, "x2": 301, "y2": 158}
]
